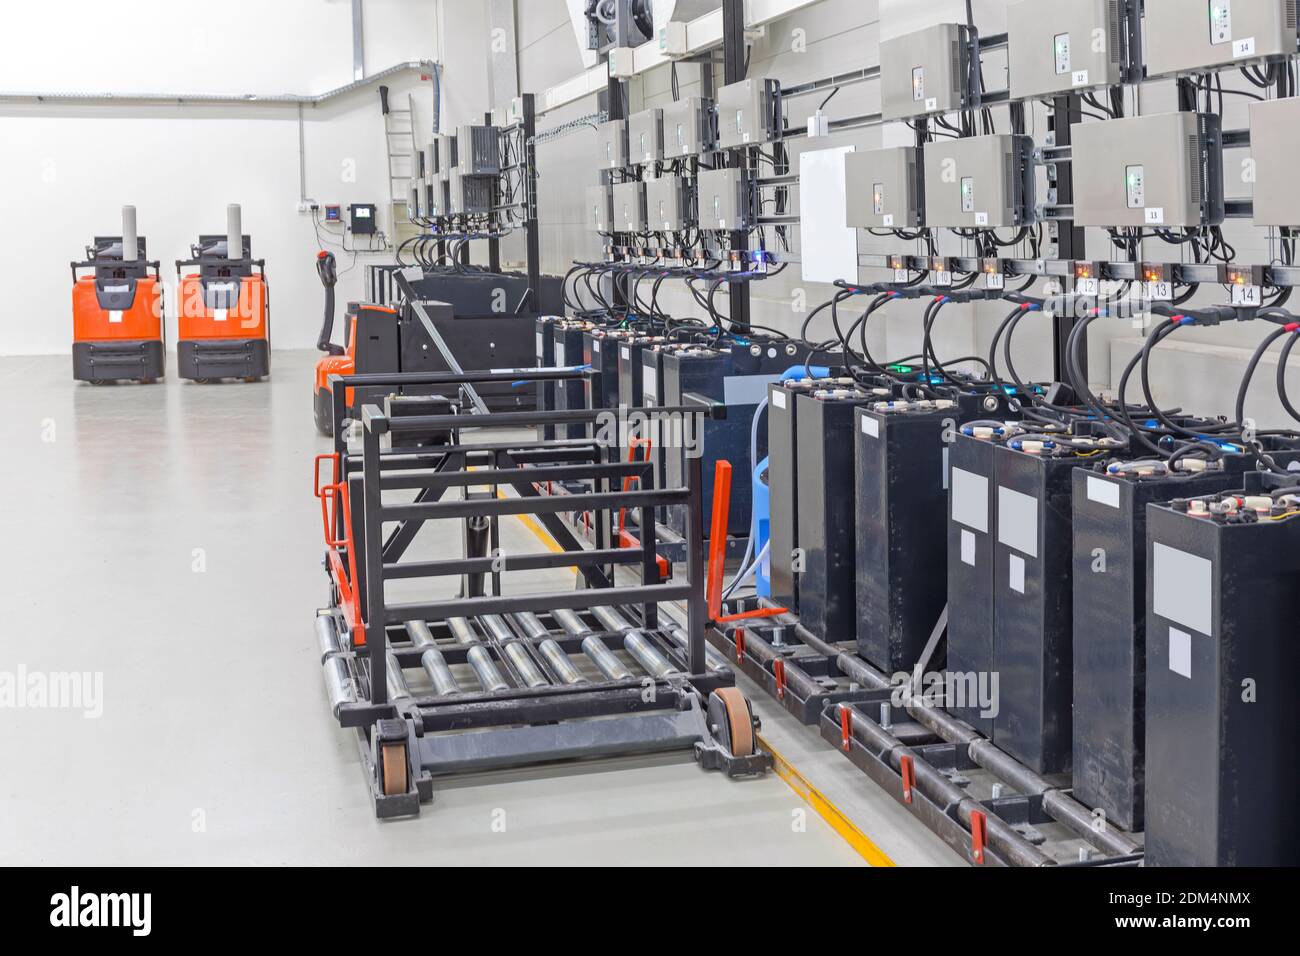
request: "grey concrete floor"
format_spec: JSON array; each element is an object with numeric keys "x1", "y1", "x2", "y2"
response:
[{"x1": 0, "y1": 349, "x2": 915, "y2": 866}]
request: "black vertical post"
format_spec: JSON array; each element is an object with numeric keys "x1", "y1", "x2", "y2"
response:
[
  {"x1": 487, "y1": 110, "x2": 503, "y2": 274},
  {"x1": 522, "y1": 93, "x2": 542, "y2": 311},
  {"x1": 685, "y1": 450, "x2": 706, "y2": 676},
  {"x1": 1051, "y1": 93, "x2": 1087, "y2": 383},
  {"x1": 605, "y1": 74, "x2": 629, "y2": 312},
  {"x1": 362, "y1": 407, "x2": 389, "y2": 707},
  {"x1": 722, "y1": 0, "x2": 750, "y2": 331}
]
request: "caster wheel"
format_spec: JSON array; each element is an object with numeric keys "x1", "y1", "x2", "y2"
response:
[
  {"x1": 710, "y1": 686, "x2": 756, "y2": 758},
  {"x1": 194, "y1": 378, "x2": 212, "y2": 385},
  {"x1": 243, "y1": 376, "x2": 259, "y2": 384},
  {"x1": 379, "y1": 741, "x2": 409, "y2": 796},
  {"x1": 89, "y1": 380, "x2": 106, "y2": 386},
  {"x1": 139, "y1": 378, "x2": 157, "y2": 385}
]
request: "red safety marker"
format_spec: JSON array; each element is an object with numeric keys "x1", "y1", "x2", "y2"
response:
[
  {"x1": 839, "y1": 706, "x2": 852, "y2": 751},
  {"x1": 899, "y1": 754, "x2": 915, "y2": 804},
  {"x1": 970, "y1": 810, "x2": 988, "y2": 865},
  {"x1": 773, "y1": 658, "x2": 786, "y2": 701}
]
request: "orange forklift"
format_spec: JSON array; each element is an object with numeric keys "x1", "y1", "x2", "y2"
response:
[
  {"x1": 312, "y1": 250, "x2": 402, "y2": 436},
  {"x1": 71, "y1": 205, "x2": 165, "y2": 384},
  {"x1": 175, "y1": 204, "x2": 270, "y2": 382}
]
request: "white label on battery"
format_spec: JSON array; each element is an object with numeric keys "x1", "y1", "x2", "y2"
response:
[
  {"x1": 1009, "y1": 554, "x2": 1026, "y2": 594},
  {"x1": 961, "y1": 530, "x2": 976, "y2": 566},
  {"x1": 724, "y1": 374, "x2": 780, "y2": 406},
  {"x1": 592, "y1": 341, "x2": 600, "y2": 354},
  {"x1": 1153, "y1": 543, "x2": 1213, "y2": 636},
  {"x1": 1071, "y1": 69, "x2": 1089, "y2": 88},
  {"x1": 861, "y1": 415, "x2": 879, "y2": 438},
  {"x1": 621, "y1": 347, "x2": 631, "y2": 360},
  {"x1": 1086, "y1": 476, "x2": 1121, "y2": 509},
  {"x1": 556, "y1": 343, "x2": 565, "y2": 366},
  {"x1": 772, "y1": 390, "x2": 787, "y2": 410},
  {"x1": 882, "y1": 214, "x2": 895, "y2": 227},
  {"x1": 643, "y1": 374, "x2": 657, "y2": 403},
  {"x1": 998, "y1": 487, "x2": 1039, "y2": 558},
  {"x1": 1233, "y1": 37, "x2": 1256, "y2": 59},
  {"x1": 974, "y1": 212, "x2": 989, "y2": 226},
  {"x1": 1169, "y1": 627, "x2": 1192, "y2": 679},
  {"x1": 108, "y1": 310, "x2": 123, "y2": 324},
  {"x1": 536, "y1": 331, "x2": 544, "y2": 358},
  {"x1": 942, "y1": 448, "x2": 950, "y2": 489},
  {"x1": 951, "y1": 467, "x2": 989, "y2": 533},
  {"x1": 213, "y1": 308, "x2": 228, "y2": 323},
  {"x1": 1144, "y1": 207, "x2": 1165, "y2": 225}
]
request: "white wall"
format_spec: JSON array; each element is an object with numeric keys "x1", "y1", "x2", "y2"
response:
[{"x1": 0, "y1": 0, "x2": 441, "y2": 356}]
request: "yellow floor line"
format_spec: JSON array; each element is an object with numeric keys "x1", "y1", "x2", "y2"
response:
[
  {"x1": 758, "y1": 732, "x2": 897, "y2": 867},
  {"x1": 499, "y1": 485, "x2": 892, "y2": 865}
]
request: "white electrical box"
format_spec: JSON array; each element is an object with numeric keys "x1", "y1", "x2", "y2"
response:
[
  {"x1": 698, "y1": 168, "x2": 754, "y2": 231},
  {"x1": 922, "y1": 134, "x2": 1035, "y2": 229},
  {"x1": 645, "y1": 176, "x2": 693, "y2": 232},
  {"x1": 662, "y1": 97, "x2": 715, "y2": 157},
  {"x1": 1144, "y1": 0, "x2": 1298, "y2": 78},
  {"x1": 587, "y1": 185, "x2": 615, "y2": 233},
  {"x1": 596, "y1": 120, "x2": 630, "y2": 170},
  {"x1": 629, "y1": 108, "x2": 665, "y2": 165},
  {"x1": 845, "y1": 147, "x2": 922, "y2": 229},
  {"x1": 716, "y1": 78, "x2": 782, "y2": 149},
  {"x1": 613, "y1": 181, "x2": 648, "y2": 233},
  {"x1": 1006, "y1": 0, "x2": 1127, "y2": 99},
  {"x1": 608, "y1": 46, "x2": 638, "y2": 78},
  {"x1": 880, "y1": 23, "x2": 974, "y2": 121},
  {"x1": 659, "y1": 21, "x2": 690, "y2": 58},
  {"x1": 1249, "y1": 96, "x2": 1300, "y2": 226},
  {"x1": 1071, "y1": 113, "x2": 1225, "y2": 227}
]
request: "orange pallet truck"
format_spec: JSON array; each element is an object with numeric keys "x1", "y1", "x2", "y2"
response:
[
  {"x1": 175, "y1": 204, "x2": 270, "y2": 382},
  {"x1": 71, "y1": 205, "x2": 165, "y2": 384},
  {"x1": 312, "y1": 251, "x2": 403, "y2": 436}
]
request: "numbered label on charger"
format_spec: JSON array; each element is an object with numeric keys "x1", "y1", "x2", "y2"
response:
[
  {"x1": 1076, "y1": 277, "x2": 1100, "y2": 296},
  {"x1": 1144, "y1": 207, "x2": 1165, "y2": 225},
  {"x1": 893, "y1": 268, "x2": 909, "y2": 283},
  {"x1": 1071, "y1": 70, "x2": 1089, "y2": 87},
  {"x1": 932, "y1": 270, "x2": 953, "y2": 287},
  {"x1": 1234, "y1": 37, "x2": 1257, "y2": 59},
  {"x1": 1231, "y1": 284, "x2": 1262, "y2": 307},
  {"x1": 986, "y1": 272, "x2": 1004, "y2": 291},
  {"x1": 1146, "y1": 281, "x2": 1173, "y2": 302}
]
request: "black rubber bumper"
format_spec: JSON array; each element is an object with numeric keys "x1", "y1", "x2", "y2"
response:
[
  {"x1": 73, "y1": 340, "x2": 165, "y2": 383},
  {"x1": 177, "y1": 338, "x2": 270, "y2": 381}
]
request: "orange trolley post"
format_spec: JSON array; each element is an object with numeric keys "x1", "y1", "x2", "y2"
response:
[
  {"x1": 175, "y1": 204, "x2": 270, "y2": 383},
  {"x1": 70, "y1": 205, "x2": 165, "y2": 384}
]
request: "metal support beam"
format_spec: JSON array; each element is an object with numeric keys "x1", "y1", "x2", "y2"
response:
[
  {"x1": 723, "y1": 0, "x2": 751, "y2": 332},
  {"x1": 352, "y1": 0, "x2": 366, "y2": 81},
  {"x1": 1050, "y1": 94, "x2": 1087, "y2": 384}
]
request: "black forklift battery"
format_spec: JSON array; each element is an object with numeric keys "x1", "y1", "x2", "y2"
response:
[
  {"x1": 583, "y1": 327, "x2": 627, "y2": 413},
  {"x1": 638, "y1": 342, "x2": 698, "y2": 525},
  {"x1": 1070, "y1": 440, "x2": 1300, "y2": 832},
  {"x1": 855, "y1": 392, "x2": 1008, "y2": 675},
  {"x1": 535, "y1": 315, "x2": 558, "y2": 440},
  {"x1": 768, "y1": 376, "x2": 866, "y2": 612},
  {"x1": 989, "y1": 427, "x2": 1130, "y2": 775},
  {"x1": 661, "y1": 339, "x2": 809, "y2": 539},
  {"x1": 1143, "y1": 475, "x2": 1300, "y2": 866},
  {"x1": 945, "y1": 425, "x2": 1009, "y2": 738},
  {"x1": 795, "y1": 387, "x2": 875, "y2": 642},
  {"x1": 551, "y1": 319, "x2": 594, "y2": 440}
]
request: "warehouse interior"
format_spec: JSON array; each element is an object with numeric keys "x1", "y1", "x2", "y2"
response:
[{"x1": 3, "y1": 0, "x2": 1298, "y2": 877}]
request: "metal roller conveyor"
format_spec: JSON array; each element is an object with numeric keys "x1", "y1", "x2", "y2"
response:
[
  {"x1": 404, "y1": 621, "x2": 461, "y2": 697},
  {"x1": 315, "y1": 613, "x2": 343, "y2": 662},
  {"x1": 590, "y1": 607, "x2": 681, "y2": 679},
  {"x1": 553, "y1": 608, "x2": 632, "y2": 681},
  {"x1": 386, "y1": 651, "x2": 414, "y2": 702},
  {"x1": 448, "y1": 617, "x2": 510, "y2": 693},
  {"x1": 512, "y1": 613, "x2": 588, "y2": 685},
  {"x1": 667, "y1": 627, "x2": 729, "y2": 675},
  {"x1": 481, "y1": 615, "x2": 550, "y2": 688},
  {"x1": 322, "y1": 654, "x2": 356, "y2": 717}
]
